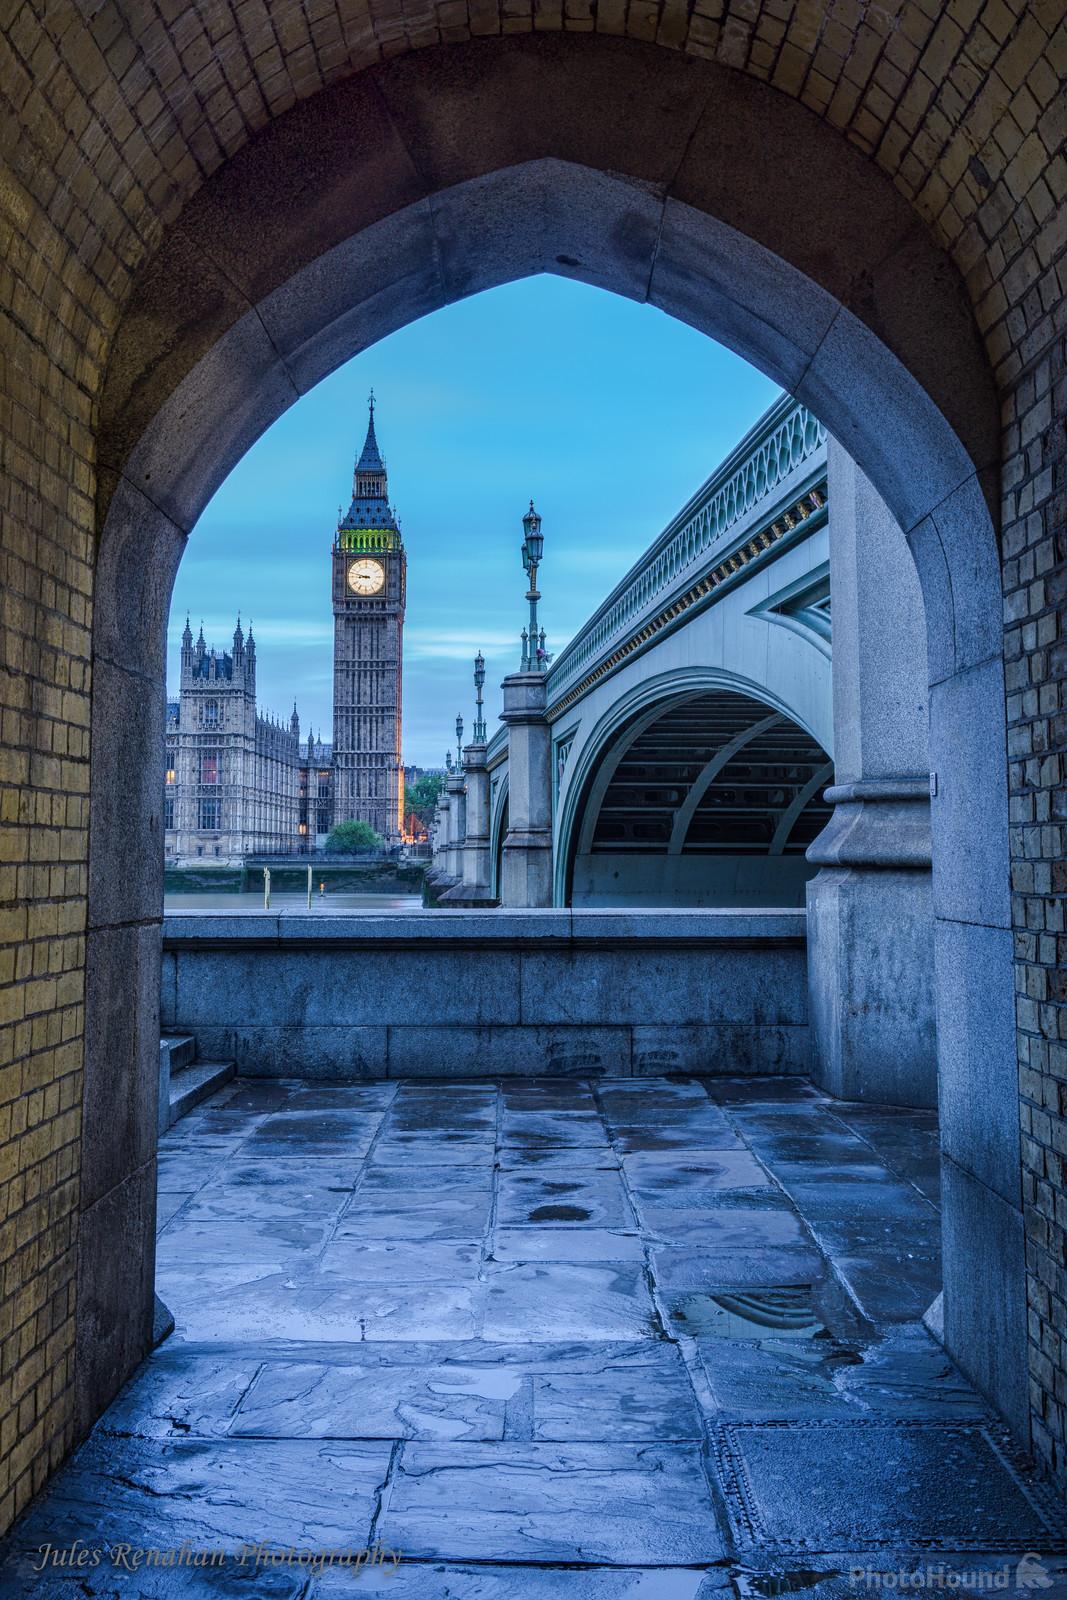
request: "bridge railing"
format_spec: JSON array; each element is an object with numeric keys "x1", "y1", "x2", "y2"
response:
[{"x1": 546, "y1": 395, "x2": 827, "y2": 707}]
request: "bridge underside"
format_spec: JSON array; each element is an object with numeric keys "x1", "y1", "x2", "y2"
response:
[{"x1": 570, "y1": 689, "x2": 833, "y2": 908}]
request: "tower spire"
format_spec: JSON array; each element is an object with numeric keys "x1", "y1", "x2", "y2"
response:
[{"x1": 354, "y1": 391, "x2": 385, "y2": 487}]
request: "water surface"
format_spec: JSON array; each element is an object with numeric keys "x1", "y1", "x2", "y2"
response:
[{"x1": 164, "y1": 891, "x2": 423, "y2": 913}]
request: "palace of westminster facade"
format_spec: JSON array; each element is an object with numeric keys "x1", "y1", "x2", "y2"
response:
[{"x1": 164, "y1": 399, "x2": 409, "y2": 859}]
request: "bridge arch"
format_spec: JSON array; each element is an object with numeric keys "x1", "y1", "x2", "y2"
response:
[
  {"x1": 489, "y1": 772, "x2": 510, "y2": 903},
  {"x1": 85, "y1": 32, "x2": 1019, "y2": 1455},
  {"x1": 553, "y1": 666, "x2": 830, "y2": 908}
]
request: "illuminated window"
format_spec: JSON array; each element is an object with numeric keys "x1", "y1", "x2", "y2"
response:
[{"x1": 200, "y1": 751, "x2": 219, "y2": 784}]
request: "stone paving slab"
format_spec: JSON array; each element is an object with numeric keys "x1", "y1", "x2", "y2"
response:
[
  {"x1": 496, "y1": 1168, "x2": 632, "y2": 1227},
  {"x1": 2, "y1": 1566, "x2": 307, "y2": 1598},
  {"x1": 182, "y1": 1176, "x2": 355, "y2": 1223},
  {"x1": 483, "y1": 1263, "x2": 658, "y2": 1340},
  {"x1": 492, "y1": 1227, "x2": 646, "y2": 1262},
  {"x1": 639, "y1": 1205, "x2": 812, "y2": 1251},
  {"x1": 380, "y1": 1442, "x2": 724, "y2": 1563},
  {"x1": 614, "y1": 1124, "x2": 745, "y2": 1154},
  {"x1": 314, "y1": 1564, "x2": 730, "y2": 1596},
  {"x1": 157, "y1": 1270, "x2": 483, "y2": 1342},
  {"x1": 334, "y1": 1190, "x2": 493, "y2": 1241},
  {"x1": 371, "y1": 1139, "x2": 496, "y2": 1165},
  {"x1": 95, "y1": 1348, "x2": 264, "y2": 1439},
  {"x1": 748, "y1": 1135, "x2": 888, "y2": 1166},
  {"x1": 156, "y1": 1218, "x2": 330, "y2": 1266},
  {"x1": 240, "y1": 1111, "x2": 384, "y2": 1154},
  {"x1": 7, "y1": 1437, "x2": 391, "y2": 1556},
  {"x1": 650, "y1": 1247, "x2": 828, "y2": 1292},
  {"x1": 496, "y1": 1145, "x2": 621, "y2": 1169},
  {"x1": 696, "y1": 1329, "x2": 991, "y2": 1420},
  {"x1": 319, "y1": 1240, "x2": 483, "y2": 1282},
  {"x1": 622, "y1": 1149, "x2": 776, "y2": 1201},
  {"x1": 360, "y1": 1162, "x2": 494, "y2": 1190},
  {"x1": 228, "y1": 1341, "x2": 698, "y2": 1443},
  {"x1": 499, "y1": 1110, "x2": 611, "y2": 1147},
  {"x1": 502, "y1": 1081, "x2": 600, "y2": 1111},
  {"x1": 807, "y1": 1211, "x2": 943, "y2": 1254},
  {"x1": 157, "y1": 1190, "x2": 193, "y2": 1228},
  {"x1": 156, "y1": 1149, "x2": 243, "y2": 1190},
  {"x1": 285, "y1": 1084, "x2": 397, "y2": 1110},
  {"x1": 704, "y1": 1077, "x2": 823, "y2": 1104},
  {"x1": 831, "y1": 1252, "x2": 944, "y2": 1323}
]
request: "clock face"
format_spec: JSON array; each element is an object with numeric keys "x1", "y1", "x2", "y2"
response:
[{"x1": 347, "y1": 557, "x2": 385, "y2": 596}]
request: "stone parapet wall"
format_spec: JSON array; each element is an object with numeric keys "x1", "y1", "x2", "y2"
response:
[{"x1": 161, "y1": 910, "x2": 809, "y2": 1079}]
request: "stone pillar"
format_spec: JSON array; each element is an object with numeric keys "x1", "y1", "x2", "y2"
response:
[
  {"x1": 440, "y1": 742, "x2": 495, "y2": 904},
  {"x1": 430, "y1": 792, "x2": 451, "y2": 883},
  {"x1": 499, "y1": 672, "x2": 553, "y2": 908},
  {"x1": 805, "y1": 440, "x2": 937, "y2": 1108},
  {"x1": 443, "y1": 768, "x2": 466, "y2": 883}
]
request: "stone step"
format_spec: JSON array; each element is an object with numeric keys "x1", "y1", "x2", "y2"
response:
[
  {"x1": 168, "y1": 1060, "x2": 235, "y2": 1124},
  {"x1": 162, "y1": 1034, "x2": 197, "y2": 1073}
]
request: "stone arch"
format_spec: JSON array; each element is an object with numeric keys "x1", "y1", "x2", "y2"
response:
[
  {"x1": 84, "y1": 34, "x2": 1019, "y2": 1455},
  {"x1": 489, "y1": 773, "x2": 510, "y2": 903},
  {"x1": 553, "y1": 666, "x2": 830, "y2": 908}
]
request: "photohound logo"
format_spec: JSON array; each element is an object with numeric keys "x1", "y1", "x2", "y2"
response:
[
  {"x1": 1016, "y1": 1555, "x2": 1053, "y2": 1591},
  {"x1": 849, "y1": 1553, "x2": 1058, "y2": 1593}
]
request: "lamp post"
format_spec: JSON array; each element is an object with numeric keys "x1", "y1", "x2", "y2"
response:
[
  {"x1": 520, "y1": 500, "x2": 547, "y2": 672},
  {"x1": 455, "y1": 714, "x2": 464, "y2": 766},
  {"x1": 473, "y1": 651, "x2": 486, "y2": 742}
]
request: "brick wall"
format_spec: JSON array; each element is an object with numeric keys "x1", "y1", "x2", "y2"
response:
[
  {"x1": 0, "y1": 0, "x2": 1064, "y2": 1521},
  {"x1": 1005, "y1": 325, "x2": 1067, "y2": 1476}
]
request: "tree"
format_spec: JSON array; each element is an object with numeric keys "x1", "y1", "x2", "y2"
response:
[
  {"x1": 406, "y1": 773, "x2": 444, "y2": 828},
  {"x1": 325, "y1": 819, "x2": 383, "y2": 854}
]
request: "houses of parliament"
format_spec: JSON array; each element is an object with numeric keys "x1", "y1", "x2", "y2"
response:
[{"x1": 164, "y1": 399, "x2": 408, "y2": 859}]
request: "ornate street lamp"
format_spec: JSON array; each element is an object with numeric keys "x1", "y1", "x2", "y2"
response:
[
  {"x1": 520, "y1": 500, "x2": 548, "y2": 671},
  {"x1": 445, "y1": 749, "x2": 453, "y2": 772},
  {"x1": 473, "y1": 651, "x2": 486, "y2": 742},
  {"x1": 455, "y1": 713, "x2": 464, "y2": 764}
]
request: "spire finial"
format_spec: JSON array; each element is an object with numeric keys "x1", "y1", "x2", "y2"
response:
[{"x1": 369, "y1": 387, "x2": 375, "y2": 415}]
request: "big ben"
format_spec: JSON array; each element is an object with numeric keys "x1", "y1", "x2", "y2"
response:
[{"x1": 331, "y1": 394, "x2": 405, "y2": 841}]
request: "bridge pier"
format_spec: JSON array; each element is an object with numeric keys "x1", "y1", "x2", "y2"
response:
[
  {"x1": 806, "y1": 442, "x2": 937, "y2": 1109},
  {"x1": 499, "y1": 672, "x2": 553, "y2": 908},
  {"x1": 443, "y1": 768, "x2": 466, "y2": 885},
  {"x1": 427, "y1": 789, "x2": 453, "y2": 891},
  {"x1": 440, "y1": 742, "x2": 496, "y2": 905}
]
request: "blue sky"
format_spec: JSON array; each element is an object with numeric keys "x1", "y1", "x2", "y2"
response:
[{"x1": 168, "y1": 276, "x2": 780, "y2": 767}]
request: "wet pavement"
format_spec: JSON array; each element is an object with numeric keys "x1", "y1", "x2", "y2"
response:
[{"x1": 4, "y1": 1076, "x2": 1066, "y2": 1597}]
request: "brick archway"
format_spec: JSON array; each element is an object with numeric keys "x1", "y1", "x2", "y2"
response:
[
  {"x1": 90, "y1": 36, "x2": 1016, "y2": 1455},
  {"x1": 3, "y1": 15, "x2": 1062, "y2": 1527}
]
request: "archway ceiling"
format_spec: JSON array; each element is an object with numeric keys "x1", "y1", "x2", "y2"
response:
[
  {"x1": 87, "y1": 31, "x2": 1004, "y2": 566},
  {"x1": 14, "y1": 3, "x2": 1056, "y2": 432}
]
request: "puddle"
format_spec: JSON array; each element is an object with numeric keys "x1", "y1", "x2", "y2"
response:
[
  {"x1": 527, "y1": 1204, "x2": 591, "y2": 1222},
  {"x1": 665, "y1": 1285, "x2": 827, "y2": 1337},
  {"x1": 737, "y1": 1570, "x2": 842, "y2": 1597}
]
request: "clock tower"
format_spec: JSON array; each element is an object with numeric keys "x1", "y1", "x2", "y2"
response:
[{"x1": 331, "y1": 394, "x2": 406, "y2": 842}]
